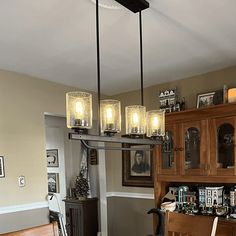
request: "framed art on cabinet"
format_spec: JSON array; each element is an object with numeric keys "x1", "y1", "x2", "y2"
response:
[
  {"x1": 122, "y1": 144, "x2": 153, "y2": 187},
  {"x1": 196, "y1": 91, "x2": 215, "y2": 108}
]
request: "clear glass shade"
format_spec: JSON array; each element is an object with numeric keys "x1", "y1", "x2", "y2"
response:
[
  {"x1": 100, "y1": 100, "x2": 121, "y2": 134},
  {"x1": 66, "y1": 92, "x2": 92, "y2": 129},
  {"x1": 146, "y1": 110, "x2": 165, "y2": 137},
  {"x1": 125, "y1": 105, "x2": 146, "y2": 135}
]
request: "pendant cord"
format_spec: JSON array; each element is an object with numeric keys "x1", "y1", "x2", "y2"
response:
[
  {"x1": 96, "y1": 0, "x2": 101, "y2": 135},
  {"x1": 139, "y1": 11, "x2": 144, "y2": 106}
]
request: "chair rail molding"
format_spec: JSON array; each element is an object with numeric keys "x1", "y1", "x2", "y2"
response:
[{"x1": 106, "y1": 192, "x2": 154, "y2": 199}]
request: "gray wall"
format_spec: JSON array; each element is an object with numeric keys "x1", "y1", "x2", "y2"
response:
[
  {"x1": 107, "y1": 197, "x2": 154, "y2": 236},
  {"x1": 0, "y1": 208, "x2": 49, "y2": 234}
]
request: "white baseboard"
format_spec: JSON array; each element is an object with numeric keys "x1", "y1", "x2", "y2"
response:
[
  {"x1": 106, "y1": 192, "x2": 154, "y2": 199},
  {"x1": 0, "y1": 201, "x2": 49, "y2": 215}
]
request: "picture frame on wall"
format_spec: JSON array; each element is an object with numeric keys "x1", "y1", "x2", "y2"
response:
[
  {"x1": 196, "y1": 91, "x2": 215, "y2": 108},
  {"x1": 48, "y1": 173, "x2": 60, "y2": 193},
  {"x1": 0, "y1": 156, "x2": 5, "y2": 178},
  {"x1": 122, "y1": 144, "x2": 153, "y2": 187},
  {"x1": 47, "y1": 149, "x2": 59, "y2": 167}
]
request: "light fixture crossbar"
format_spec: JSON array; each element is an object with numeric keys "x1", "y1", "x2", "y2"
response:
[
  {"x1": 69, "y1": 133, "x2": 160, "y2": 145},
  {"x1": 80, "y1": 140, "x2": 154, "y2": 151}
]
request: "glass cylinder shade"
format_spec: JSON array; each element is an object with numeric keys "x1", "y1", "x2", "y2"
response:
[
  {"x1": 100, "y1": 100, "x2": 121, "y2": 135},
  {"x1": 146, "y1": 110, "x2": 165, "y2": 137},
  {"x1": 125, "y1": 105, "x2": 146, "y2": 135},
  {"x1": 66, "y1": 92, "x2": 92, "y2": 129}
]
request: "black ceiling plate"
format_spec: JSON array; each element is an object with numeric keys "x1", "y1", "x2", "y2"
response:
[{"x1": 115, "y1": 0, "x2": 149, "y2": 13}]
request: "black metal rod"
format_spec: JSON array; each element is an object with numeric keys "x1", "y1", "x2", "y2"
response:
[
  {"x1": 139, "y1": 11, "x2": 144, "y2": 106},
  {"x1": 96, "y1": 0, "x2": 101, "y2": 135}
]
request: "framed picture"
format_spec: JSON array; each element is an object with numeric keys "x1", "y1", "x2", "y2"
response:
[
  {"x1": 196, "y1": 91, "x2": 215, "y2": 108},
  {"x1": 0, "y1": 156, "x2": 5, "y2": 178},
  {"x1": 122, "y1": 144, "x2": 153, "y2": 187},
  {"x1": 47, "y1": 149, "x2": 59, "y2": 167},
  {"x1": 48, "y1": 173, "x2": 60, "y2": 193}
]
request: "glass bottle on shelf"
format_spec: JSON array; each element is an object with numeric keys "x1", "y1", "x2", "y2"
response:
[
  {"x1": 162, "y1": 131, "x2": 174, "y2": 169},
  {"x1": 217, "y1": 124, "x2": 234, "y2": 169},
  {"x1": 184, "y1": 128, "x2": 200, "y2": 169}
]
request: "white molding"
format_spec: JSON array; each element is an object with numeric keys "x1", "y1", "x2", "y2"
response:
[
  {"x1": 106, "y1": 192, "x2": 154, "y2": 199},
  {"x1": 0, "y1": 201, "x2": 49, "y2": 215}
]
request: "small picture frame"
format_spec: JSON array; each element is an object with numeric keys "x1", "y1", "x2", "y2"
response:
[
  {"x1": 196, "y1": 91, "x2": 215, "y2": 108},
  {"x1": 47, "y1": 149, "x2": 59, "y2": 167},
  {"x1": 122, "y1": 144, "x2": 153, "y2": 187},
  {"x1": 48, "y1": 173, "x2": 60, "y2": 193},
  {"x1": 0, "y1": 156, "x2": 5, "y2": 178}
]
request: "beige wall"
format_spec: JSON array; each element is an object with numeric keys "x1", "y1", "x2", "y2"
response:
[
  {"x1": 107, "y1": 65, "x2": 236, "y2": 194},
  {"x1": 0, "y1": 69, "x2": 99, "y2": 207}
]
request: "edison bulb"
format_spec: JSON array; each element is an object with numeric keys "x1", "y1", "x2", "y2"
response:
[{"x1": 75, "y1": 101, "x2": 84, "y2": 118}]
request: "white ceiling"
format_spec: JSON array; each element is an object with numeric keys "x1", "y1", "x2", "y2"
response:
[{"x1": 0, "y1": 0, "x2": 236, "y2": 95}]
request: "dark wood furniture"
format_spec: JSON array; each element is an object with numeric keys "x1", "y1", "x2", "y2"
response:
[
  {"x1": 0, "y1": 222, "x2": 59, "y2": 236},
  {"x1": 64, "y1": 198, "x2": 98, "y2": 236},
  {"x1": 154, "y1": 103, "x2": 236, "y2": 236},
  {"x1": 165, "y1": 211, "x2": 218, "y2": 236}
]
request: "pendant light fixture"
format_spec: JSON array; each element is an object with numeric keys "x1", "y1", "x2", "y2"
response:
[
  {"x1": 100, "y1": 99, "x2": 121, "y2": 135},
  {"x1": 146, "y1": 110, "x2": 165, "y2": 138},
  {"x1": 125, "y1": 8, "x2": 165, "y2": 138},
  {"x1": 66, "y1": 0, "x2": 164, "y2": 150},
  {"x1": 125, "y1": 11, "x2": 146, "y2": 136},
  {"x1": 66, "y1": 91, "x2": 92, "y2": 132}
]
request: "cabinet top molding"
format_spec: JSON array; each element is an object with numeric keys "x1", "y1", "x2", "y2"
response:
[{"x1": 166, "y1": 103, "x2": 236, "y2": 124}]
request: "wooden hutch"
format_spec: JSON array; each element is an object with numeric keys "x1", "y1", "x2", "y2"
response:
[{"x1": 154, "y1": 102, "x2": 236, "y2": 236}]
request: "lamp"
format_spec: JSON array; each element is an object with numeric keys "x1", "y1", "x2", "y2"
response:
[
  {"x1": 228, "y1": 88, "x2": 236, "y2": 103},
  {"x1": 146, "y1": 110, "x2": 165, "y2": 138},
  {"x1": 66, "y1": 91, "x2": 92, "y2": 131},
  {"x1": 100, "y1": 99, "x2": 121, "y2": 135},
  {"x1": 66, "y1": 0, "x2": 164, "y2": 150}
]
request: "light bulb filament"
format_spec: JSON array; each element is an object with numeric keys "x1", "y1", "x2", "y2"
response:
[
  {"x1": 75, "y1": 101, "x2": 84, "y2": 118},
  {"x1": 132, "y1": 113, "x2": 139, "y2": 125}
]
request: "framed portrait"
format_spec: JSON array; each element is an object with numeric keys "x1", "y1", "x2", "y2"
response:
[
  {"x1": 0, "y1": 156, "x2": 5, "y2": 178},
  {"x1": 47, "y1": 149, "x2": 59, "y2": 167},
  {"x1": 48, "y1": 173, "x2": 60, "y2": 193},
  {"x1": 122, "y1": 144, "x2": 153, "y2": 187},
  {"x1": 196, "y1": 91, "x2": 215, "y2": 108}
]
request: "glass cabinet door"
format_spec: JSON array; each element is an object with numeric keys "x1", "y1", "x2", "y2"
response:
[
  {"x1": 162, "y1": 130, "x2": 174, "y2": 169},
  {"x1": 185, "y1": 127, "x2": 200, "y2": 170},
  {"x1": 180, "y1": 120, "x2": 208, "y2": 175},
  {"x1": 160, "y1": 125, "x2": 177, "y2": 175},
  {"x1": 217, "y1": 123, "x2": 234, "y2": 169},
  {"x1": 210, "y1": 116, "x2": 236, "y2": 176}
]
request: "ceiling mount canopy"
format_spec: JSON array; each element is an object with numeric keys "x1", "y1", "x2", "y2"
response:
[
  {"x1": 114, "y1": 0, "x2": 149, "y2": 13},
  {"x1": 90, "y1": 0, "x2": 122, "y2": 10},
  {"x1": 66, "y1": 0, "x2": 165, "y2": 150}
]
